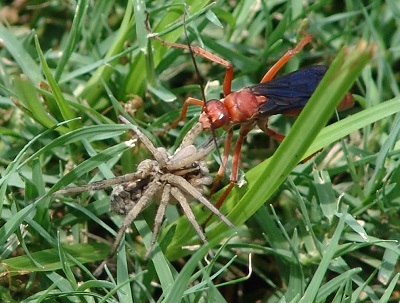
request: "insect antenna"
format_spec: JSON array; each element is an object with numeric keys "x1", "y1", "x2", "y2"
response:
[{"x1": 181, "y1": 8, "x2": 222, "y2": 162}]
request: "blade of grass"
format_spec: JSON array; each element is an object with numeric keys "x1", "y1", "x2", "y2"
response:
[
  {"x1": 2, "y1": 243, "x2": 108, "y2": 275},
  {"x1": 378, "y1": 273, "x2": 400, "y2": 303},
  {"x1": 0, "y1": 120, "x2": 74, "y2": 215},
  {"x1": 0, "y1": 25, "x2": 42, "y2": 84},
  {"x1": 12, "y1": 75, "x2": 68, "y2": 133},
  {"x1": 307, "y1": 96, "x2": 400, "y2": 155},
  {"x1": 49, "y1": 140, "x2": 135, "y2": 193},
  {"x1": 315, "y1": 268, "x2": 362, "y2": 302},
  {"x1": 54, "y1": 0, "x2": 88, "y2": 81},
  {"x1": 134, "y1": 219, "x2": 175, "y2": 294},
  {"x1": 163, "y1": 229, "x2": 238, "y2": 303},
  {"x1": 298, "y1": 207, "x2": 347, "y2": 302},
  {"x1": 34, "y1": 36, "x2": 80, "y2": 130},
  {"x1": 18, "y1": 124, "x2": 132, "y2": 170},
  {"x1": 125, "y1": 0, "x2": 213, "y2": 96},
  {"x1": 78, "y1": 1, "x2": 134, "y2": 105}
]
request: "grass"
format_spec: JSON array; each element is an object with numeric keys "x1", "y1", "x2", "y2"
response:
[{"x1": 1, "y1": 0, "x2": 400, "y2": 302}]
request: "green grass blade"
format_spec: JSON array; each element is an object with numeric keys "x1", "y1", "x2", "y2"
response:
[
  {"x1": 298, "y1": 208, "x2": 347, "y2": 303},
  {"x1": 0, "y1": 25, "x2": 41, "y2": 84},
  {"x1": 12, "y1": 75, "x2": 67, "y2": 132},
  {"x1": 34, "y1": 36, "x2": 80, "y2": 130},
  {"x1": 54, "y1": 0, "x2": 88, "y2": 81},
  {"x1": 163, "y1": 229, "x2": 237, "y2": 303},
  {"x1": 378, "y1": 273, "x2": 400, "y2": 303},
  {"x1": 78, "y1": 1, "x2": 134, "y2": 104},
  {"x1": 2, "y1": 243, "x2": 108, "y2": 275}
]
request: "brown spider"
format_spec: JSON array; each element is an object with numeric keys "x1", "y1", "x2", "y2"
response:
[{"x1": 53, "y1": 116, "x2": 234, "y2": 272}]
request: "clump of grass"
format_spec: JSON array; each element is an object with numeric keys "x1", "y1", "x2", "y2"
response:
[{"x1": 1, "y1": 0, "x2": 400, "y2": 302}]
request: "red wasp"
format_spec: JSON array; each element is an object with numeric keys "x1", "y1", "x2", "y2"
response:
[{"x1": 149, "y1": 28, "x2": 354, "y2": 210}]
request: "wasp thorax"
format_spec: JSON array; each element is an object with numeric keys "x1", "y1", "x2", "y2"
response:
[{"x1": 224, "y1": 88, "x2": 259, "y2": 123}]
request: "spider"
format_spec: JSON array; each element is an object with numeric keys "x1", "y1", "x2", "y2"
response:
[{"x1": 53, "y1": 116, "x2": 234, "y2": 272}]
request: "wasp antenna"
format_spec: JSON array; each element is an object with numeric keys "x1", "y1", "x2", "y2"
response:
[
  {"x1": 182, "y1": 8, "x2": 222, "y2": 161},
  {"x1": 182, "y1": 8, "x2": 206, "y2": 103}
]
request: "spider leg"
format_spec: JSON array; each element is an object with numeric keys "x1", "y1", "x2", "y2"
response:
[
  {"x1": 190, "y1": 176, "x2": 213, "y2": 187},
  {"x1": 145, "y1": 184, "x2": 171, "y2": 259},
  {"x1": 119, "y1": 115, "x2": 169, "y2": 166},
  {"x1": 163, "y1": 174, "x2": 234, "y2": 228},
  {"x1": 170, "y1": 186, "x2": 208, "y2": 245},
  {"x1": 53, "y1": 158, "x2": 156, "y2": 197},
  {"x1": 52, "y1": 170, "x2": 145, "y2": 196},
  {"x1": 111, "y1": 182, "x2": 160, "y2": 256},
  {"x1": 94, "y1": 181, "x2": 160, "y2": 276},
  {"x1": 178, "y1": 122, "x2": 204, "y2": 149}
]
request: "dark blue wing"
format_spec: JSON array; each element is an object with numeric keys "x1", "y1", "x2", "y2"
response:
[{"x1": 250, "y1": 65, "x2": 327, "y2": 116}]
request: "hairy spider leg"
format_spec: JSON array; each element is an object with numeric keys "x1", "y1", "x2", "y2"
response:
[
  {"x1": 145, "y1": 184, "x2": 171, "y2": 258},
  {"x1": 94, "y1": 181, "x2": 160, "y2": 276}
]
